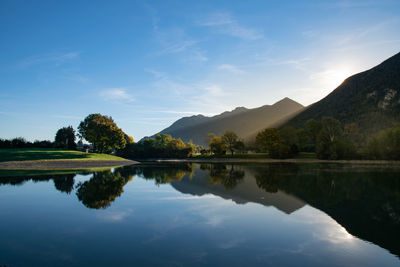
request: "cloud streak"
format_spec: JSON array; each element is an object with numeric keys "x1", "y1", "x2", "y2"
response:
[
  {"x1": 18, "y1": 51, "x2": 80, "y2": 68},
  {"x1": 99, "y1": 88, "x2": 135, "y2": 102},
  {"x1": 218, "y1": 64, "x2": 245, "y2": 74},
  {"x1": 198, "y1": 13, "x2": 263, "y2": 40}
]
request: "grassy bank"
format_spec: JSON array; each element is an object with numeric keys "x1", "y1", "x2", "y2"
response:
[
  {"x1": 0, "y1": 148, "x2": 127, "y2": 162},
  {"x1": 0, "y1": 167, "x2": 116, "y2": 177}
]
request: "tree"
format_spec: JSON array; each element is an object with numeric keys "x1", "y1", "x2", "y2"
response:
[
  {"x1": 55, "y1": 126, "x2": 76, "y2": 149},
  {"x1": 222, "y1": 130, "x2": 239, "y2": 155},
  {"x1": 255, "y1": 128, "x2": 292, "y2": 158},
  {"x1": 343, "y1": 123, "x2": 363, "y2": 148},
  {"x1": 365, "y1": 126, "x2": 400, "y2": 160},
  {"x1": 280, "y1": 126, "x2": 299, "y2": 155},
  {"x1": 305, "y1": 119, "x2": 322, "y2": 144},
  {"x1": 78, "y1": 114, "x2": 127, "y2": 153},
  {"x1": 124, "y1": 134, "x2": 134, "y2": 145},
  {"x1": 320, "y1": 117, "x2": 342, "y2": 143},
  {"x1": 296, "y1": 128, "x2": 309, "y2": 151},
  {"x1": 255, "y1": 128, "x2": 284, "y2": 157},
  {"x1": 234, "y1": 140, "x2": 246, "y2": 154},
  {"x1": 208, "y1": 133, "x2": 227, "y2": 155},
  {"x1": 316, "y1": 117, "x2": 347, "y2": 159}
]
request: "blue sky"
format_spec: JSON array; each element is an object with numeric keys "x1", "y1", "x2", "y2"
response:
[{"x1": 1, "y1": 0, "x2": 400, "y2": 141}]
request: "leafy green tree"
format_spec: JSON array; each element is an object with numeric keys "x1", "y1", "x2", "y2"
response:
[
  {"x1": 234, "y1": 140, "x2": 246, "y2": 154},
  {"x1": 256, "y1": 128, "x2": 282, "y2": 152},
  {"x1": 208, "y1": 133, "x2": 227, "y2": 155},
  {"x1": 222, "y1": 130, "x2": 239, "y2": 155},
  {"x1": 343, "y1": 123, "x2": 362, "y2": 142},
  {"x1": 124, "y1": 134, "x2": 134, "y2": 144},
  {"x1": 78, "y1": 113, "x2": 127, "y2": 153},
  {"x1": 382, "y1": 126, "x2": 400, "y2": 159},
  {"x1": 154, "y1": 133, "x2": 173, "y2": 149},
  {"x1": 296, "y1": 128, "x2": 309, "y2": 151},
  {"x1": 55, "y1": 126, "x2": 76, "y2": 149},
  {"x1": 316, "y1": 117, "x2": 350, "y2": 159},
  {"x1": 320, "y1": 117, "x2": 342, "y2": 142},
  {"x1": 365, "y1": 126, "x2": 400, "y2": 160},
  {"x1": 117, "y1": 134, "x2": 194, "y2": 159},
  {"x1": 280, "y1": 126, "x2": 299, "y2": 154},
  {"x1": 305, "y1": 119, "x2": 322, "y2": 144},
  {"x1": 255, "y1": 128, "x2": 291, "y2": 158}
]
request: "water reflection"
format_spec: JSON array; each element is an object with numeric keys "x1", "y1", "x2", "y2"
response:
[
  {"x1": 201, "y1": 164, "x2": 245, "y2": 189},
  {"x1": 1, "y1": 163, "x2": 399, "y2": 258},
  {"x1": 75, "y1": 169, "x2": 134, "y2": 209},
  {"x1": 0, "y1": 173, "x2": 76, "y2": 194}
]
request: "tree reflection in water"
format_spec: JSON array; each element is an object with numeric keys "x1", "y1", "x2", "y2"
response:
[
  {"x1": 0, "y1": 173, "x2": 76, "y2": 194},
  {"x1": 200, "y1": 164, "x2": 245, "y2": 189},
  {"x1": 53, "y1": 174, "x2": 75, "y2": 194},
  {"x1": 1, "y1": 163, "x2": 399, "y2": 257},
  {"x1": 253, "y1": 163, "x2": 400, "y2": 257},
  {"x1": 76, "y1": 169, "x2": 134, "y2": 209},
  {"x1": 134, "y1": 163, "x2": 193, "y2": 185}
]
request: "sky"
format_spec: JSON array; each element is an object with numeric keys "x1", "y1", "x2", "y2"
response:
[{"x1": 1, "y1": 0, "x2": 400, "y2": 142}]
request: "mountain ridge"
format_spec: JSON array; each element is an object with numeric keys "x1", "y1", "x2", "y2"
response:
[
  {"x1": 158, "y1": 97, "x2": 304, "y2": 146},
  {"x1": 284, "y1": 51, "x2": 400, "y2": 134}
]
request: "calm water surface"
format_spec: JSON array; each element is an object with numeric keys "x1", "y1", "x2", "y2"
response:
[{"x1": 0, "y1": 163, "x2": 399, "y2": 266}]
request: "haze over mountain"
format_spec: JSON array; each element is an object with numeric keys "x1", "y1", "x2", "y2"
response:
[
  {"x1": 158, "y1": 98, "x2": 304, "y2": 146},
  {"x1": 284, "y1": 52, "x2": 400, "y2": 135}
]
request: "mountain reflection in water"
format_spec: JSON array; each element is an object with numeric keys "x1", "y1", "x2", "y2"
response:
[{"x1": 1, "y1": 162, "x2": 399, "y2": 259}]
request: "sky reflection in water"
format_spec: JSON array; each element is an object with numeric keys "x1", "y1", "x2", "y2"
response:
[{"x1": 0, "y1": 163, "x2": 399, "y2": 266}]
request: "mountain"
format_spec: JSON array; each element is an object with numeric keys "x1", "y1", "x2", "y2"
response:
[
  {"x1": 159, "y1": 97, "x2": 304, "y2": 146},
  {"x1": 284, "y1": 52, "x2": 400, "y2": 134},
  {"x1": 171, "y1": 165, "x2": 306, "y2": 214}
]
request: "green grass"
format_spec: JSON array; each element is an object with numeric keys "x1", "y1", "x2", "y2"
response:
[
  {"x1": 0, "y1": 167, "x2": 118, "y2": 177},
  {"x1": 0, "y1": 148, "x2": 127, "y2": 162}
]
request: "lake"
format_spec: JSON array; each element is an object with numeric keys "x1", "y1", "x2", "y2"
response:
[{"x1": 0, "y1": 163, "x2": 399, "y2": 266}]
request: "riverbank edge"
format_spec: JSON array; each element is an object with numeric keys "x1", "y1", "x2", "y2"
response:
[
  {"x1": 0, "y1": 159, "x2": 139, "y2": 170},
  {"x1": 141, "y1": 158, "x2": 400, "y2": 165}
]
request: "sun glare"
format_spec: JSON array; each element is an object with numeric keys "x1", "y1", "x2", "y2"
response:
[{"x1": 310, "y1": 63, "x2": 356, "y2": 95}]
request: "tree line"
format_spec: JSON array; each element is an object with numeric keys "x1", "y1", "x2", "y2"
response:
[
  {"x1": 117, "y1": 133, "x2": 194, "y2": 159},
  {"x1": 204, "y1": 117, "x2": 400, "y2": 160},
  {"x1": 0, "y1": 113, "x2": 133, "y2": 153},
  {"x1": 2, "y1": 113, "x2": 400, "y2": 160}
]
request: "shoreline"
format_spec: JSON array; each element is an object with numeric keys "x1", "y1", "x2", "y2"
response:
[
  {"x1": 0, "y1": 159, "x2": 139, "y2": 170},
  {"x1": 1, "y1": 157, "x2": 399, "y2": 170},
  {"x1": 144, "y1": 158, "x2": 400, "y2": 165}
]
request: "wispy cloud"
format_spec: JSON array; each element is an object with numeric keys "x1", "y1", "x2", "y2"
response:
[
  {"x1": 218, "y1": 64, "x2": 245, "y2": 74},
  {"x1": 197, "y1": 13, "x2": 263, "y2": 40},
  {"x1": 203, "y1": 85, "x2": 224, "y2": 96},
  {"x1": 157, "y1": 40, "x2": 198, "y2": 55},
  {"x1": 99, "y1": 88, "x2": 135, "y2": 102},
  {"x1": 161, "y1": 195, "x2": 219, "y2": 200},
  {"x1": 197, "y1": 13, "x2": 233, "y2": 26},
  {"x1": 186, "y1": 50, "x2": 208, "y2": 62},
  {"x1": 18, "y1": 51, "x2": 80, "y2": 68},
  {"x1": 315, "y1": 0, "x2": 380, "y2": 9},
  {"x1": 96, "y1": 210, "x2": 133, "y2": 222}
]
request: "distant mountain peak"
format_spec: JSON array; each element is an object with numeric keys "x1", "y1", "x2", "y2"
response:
[
  {"x1": 273, "y1": 97, "x2": 302, "y2": 106},
  {"x1": 158, "y1": 97, "x2": 304, "y2": 146}
]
